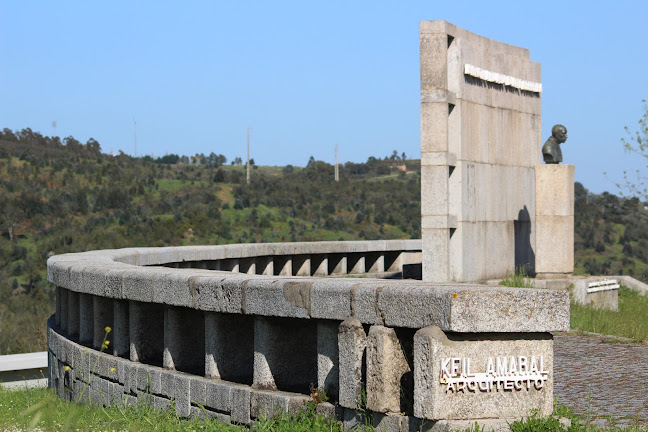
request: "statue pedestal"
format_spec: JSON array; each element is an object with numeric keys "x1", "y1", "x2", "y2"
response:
[{"x1": 535, "y1": 165, "x2": 574, "y2": 279}]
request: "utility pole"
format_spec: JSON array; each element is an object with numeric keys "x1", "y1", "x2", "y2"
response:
[
  {"x1": 133, "y1": 117, "x2": 137, "y2": 157},
  {"x1": 52, "y1": 121, "x2": 57, "y2": 138},
  {"x1": 246, "y1": 127, "x2": 251, "y2": 184},
  {"x1": 334, "y1": 144, "x2": 339, "y2": 182}
]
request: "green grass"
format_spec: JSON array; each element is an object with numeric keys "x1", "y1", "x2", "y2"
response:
[
  {"x1": 0, "y1": 386, "x2": 351, "y2": 432},
  {"x1": 499, "y1": 265, "x2": 535, "y2": 288},
  {"x1": 570, "y1": 286, "x2": 648, "y2": 341}
]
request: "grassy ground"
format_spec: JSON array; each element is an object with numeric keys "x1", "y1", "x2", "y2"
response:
[
  {"x1": 570, "y1": 286, "x2": 648, "y2": 341},
  {"x1": 1, "y1": 387, "x2": 647, "y2": 431},
  {"x1": 0, "y1": 386, "x2": 352, "y2": 432}
]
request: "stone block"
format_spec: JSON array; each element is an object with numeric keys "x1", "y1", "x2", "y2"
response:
[
  {"x1": 342, "y1": 408, "x2": 368, "y2": 431},
  {"x1": 338, "y1": 317, "x2": 366, "y2": 409},
  {"x1": 104, "y1": 269, "x2": 125, "y2": 299},
  {"x1": 379, "y1": 285, "x2": 451, "y2": 329},
  {"x1": 152, "y1": 394, "x2": 172, "y2": 411},
  {"x1": 193, "y1": 276, "x2": 244, "y2": 313},
  {"x1": 230, "y1": 384, "x2": 251, "y2": 424},
  {"x1": 446, "y1": 286, "x2": 570, "y2": 333},
  {"x1": 366, "y1": 325, "x2": 410, "y2": 413},
  {"x1": 349, "y1": 282, "x2": 384, "y2": 325},
  {"x1": 205, "y1": 379, "x2": 232, "y2": 412},
  {"x1": 413, "y1": 325, "x2": 553, "y2": 420},
  {"x1": 121, "y1": 269, "x2": 155, "y2": 303},
  {"x1": 251, "y1": 389, "x2": 310, "y2": 418},
  {"x1": 535, "y1": 165, "x2": 575, "y2": 216},
  {"x1": 137, "y1": 366, "x2": 162, "y2": 394},
  {"x1": 245, "y1": 278, "x2": 311, "y2": 318},
  {"x1": 190, "y1": 377, "x2": 207, "y2": 406},
  {"x1": 535, "y1": 216, "x2": 574, "y2": 276},
  {"x1": 124, "y1": 362, "x2": 140, "y2": 395},
  {"x1": 372, "y1": 412, "x2": 405, "y2": 432},
  {"x1": 422, "y1": 228, "x2": 449, "y2": 282},
  {"x1": 174, "y1": 374, "x2": 191, "y2": 417},
  {"x1": 310, "y1": 278, "x2": 352, "y2": 320},
  {"x1": 572, "y1": 278, "x2": 619, "y2": 311}
]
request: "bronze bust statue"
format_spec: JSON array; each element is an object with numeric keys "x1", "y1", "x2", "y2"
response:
[{"x1": 542, "y1": 125, "x2": 568, "y2": 164}]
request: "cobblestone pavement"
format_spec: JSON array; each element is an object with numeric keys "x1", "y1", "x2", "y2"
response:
[{"x1": 554, "y1": 334, "x2": 648, "y2": 427}]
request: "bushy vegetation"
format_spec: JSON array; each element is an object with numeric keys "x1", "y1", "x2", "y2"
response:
[
  {"x1": 0, "y1": 129, "x2": 419, "y2": 354},
  {"x1": 574, "y1": 182, "x2": 648, "y2": 279}
]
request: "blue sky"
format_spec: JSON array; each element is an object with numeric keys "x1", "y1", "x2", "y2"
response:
[{"x1": 1, "y1": 1, "x2": 647, "y2": 194}]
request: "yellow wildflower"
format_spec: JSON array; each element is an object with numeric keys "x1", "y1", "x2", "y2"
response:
[
  {"x1": 64, "y1": 366, "x2": 70, "y2": 371},
  {"x1": 105, "y1": 326, "x2": 112, "y2": 333}
]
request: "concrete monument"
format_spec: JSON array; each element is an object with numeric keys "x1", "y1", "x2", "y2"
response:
[{"x1": 420, "y1": 21, "x2": 542, "y2": 282}]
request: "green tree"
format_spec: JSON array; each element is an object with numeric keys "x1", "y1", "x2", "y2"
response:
[{"x1": 618, "y1": 100, "x2": 648, "y2": 200}]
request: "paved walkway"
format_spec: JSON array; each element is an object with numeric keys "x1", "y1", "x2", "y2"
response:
[{"x1": 554, "y1": 334, "x2": 648, "y2": 427}]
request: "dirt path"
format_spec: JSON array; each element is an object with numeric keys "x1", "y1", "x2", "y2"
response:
[{"x1": 554, "y1": 334, "x2": 648, "y2": 427}]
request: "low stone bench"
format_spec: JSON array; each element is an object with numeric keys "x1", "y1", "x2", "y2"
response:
[{"x1": 47, "y1": 241, "x2": 569, "y2": 431}]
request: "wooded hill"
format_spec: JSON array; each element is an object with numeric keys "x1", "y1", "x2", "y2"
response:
[{"x1": 1, "y1": 128, "x2": 647, "y2": 354}]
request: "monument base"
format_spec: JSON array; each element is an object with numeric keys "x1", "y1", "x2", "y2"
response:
[{"x1": 535, "y1": 165, "x2": 575, "y2": 276}]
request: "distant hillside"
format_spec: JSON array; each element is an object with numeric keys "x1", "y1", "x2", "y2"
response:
[
  {"x1": 1, "y1": 128, "x2": 647, "y2": 354},
  {"x1": 0, "y1": 128, "x2": 420, "y2": 354}
]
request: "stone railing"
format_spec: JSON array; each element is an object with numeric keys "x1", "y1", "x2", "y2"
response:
[{"x1": 47, "y1": 240, "x2": 569, "y2": 431}]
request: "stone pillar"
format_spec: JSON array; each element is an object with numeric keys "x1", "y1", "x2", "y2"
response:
[
  {"x1": 311, "y1": 255, "x2": 328, "y2": 276},
  {"x1": 338, "y1": 317, "x2": 366, "y2": 409},
  {"x1": 55, "y1": 287, "x2": 61, "y2": 327},
  {"x1": 366, "y1": 252, "x2": 385, "y2": 274},
  {"x1": 253, "y1": 317, "x2": 317, "y2": 393},
  {"x1": 129, "y1": 301, "x2": 164, "y2": 366},
  {"x1": 317, "y1": 321, "x2": 339, "y2": 400},
  {"x1": 293, "y1": 255, "x2": 311, "y2": 276},
  {"x1": 205, "y1": 312, "x2": 253, "y2": 383},
  {"x1": 79, "y1": 293, "x2": 93, "y2": 344},
  {"x1": 60, "y1": 289, "x2": 68, "y2": 332},
  {"x1": 163, "y1": 306, "x2": 205, "y2": 375},
  {"x1": 113, "y1": 300, "x2": 130, "y2": 358},
  {"x1": 256, "y1": 257, "x2": 273, "y2": 275},
  {"x1": 348, "y1": 255, "x2": 365, "y2": 275},
  {"x1": 328, "y1": 254, "x2": 347, "y2": 275},
  {"x1": 535, "y1": 164, "x2": 575, "y2": 278},
  {"x1": 67, "y1": 291, "x2": 80, "y2": 337},
  {"x1": 93, "y1": 296, "x2": 114, "y2": 351},
  {"x1": 366, "y1": 325, "x2": 410, "y2": 413},
  {"x1": 274, "y1": 257, "x2": 292, "y2": 276}
]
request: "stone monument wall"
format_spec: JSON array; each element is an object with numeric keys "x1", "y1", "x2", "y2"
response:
[{"x1": 420, "y1": 21, "x2": 542, "y2": 282}]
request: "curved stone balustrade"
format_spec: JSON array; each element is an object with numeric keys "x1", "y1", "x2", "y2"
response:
[{"x1": 47, "y1": 240, "x2": 570, "y2": 431}]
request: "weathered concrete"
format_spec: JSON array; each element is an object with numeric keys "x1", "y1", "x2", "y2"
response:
[
  {"x1": 420, "y1": 21, "x2": 541, "y2": 283},
  {"x1": 366, "y1": 325, "x2": 411, "y2": 413},
  {"x1": 338, "y1": 317, "x2": 366, "y2": 409}
]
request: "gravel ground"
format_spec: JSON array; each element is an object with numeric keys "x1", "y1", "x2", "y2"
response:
[{"x1": 554, "y1": 334, "x2": 648, "y2": 427}]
